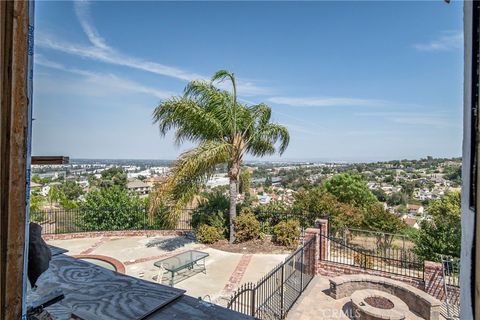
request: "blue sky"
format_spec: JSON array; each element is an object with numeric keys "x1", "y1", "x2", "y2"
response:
[{"x1": 33, "y1": 1, "x2": 463, "y2": 162}]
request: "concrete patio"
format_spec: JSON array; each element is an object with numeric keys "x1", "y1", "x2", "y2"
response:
[{"x1": 45, "y1": 235, "x2": 287, "y2": 305}]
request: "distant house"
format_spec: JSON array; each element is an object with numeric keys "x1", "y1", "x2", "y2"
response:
[
  {"x1": 144, "y1": 176, "x2": 167, "y2": 188},
  {"x1": 126, "y1": 180, "x2": 151, "y2": 196},
  {"x1": 258, "y1": 194, "x2": 271, "y2": 205},
  {"x1": 403, "y1": 216, "x2": 420, "y2": 229},
  {"x1": 406, "y1": 204, "x2": 424, "y2": 215},
  {"x1": 271, "y1": 177, "x2": 282, "y2": 186}
]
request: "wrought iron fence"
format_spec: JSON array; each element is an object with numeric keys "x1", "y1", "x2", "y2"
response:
[
  {"x1": 341, "y1": 227, "x2": 415, "y2": 253},
  {"x1": 320, "y1": 231, "x2": 424, "y2": 279},
  {"x1": 227, "y1": 238, "x2": 315, "y2": 319},
  {"x1": 30, "y1": 208, "x2": 193, "y2": 234},
  {"x1": 441, "y1": 256, "x2": 460, "y2": 319},
  {"x1": 256, "y1": 211, "x2": 330, "y2": 236}
]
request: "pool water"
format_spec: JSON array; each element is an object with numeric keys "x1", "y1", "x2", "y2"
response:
[{"x1": 81, "y1": 258, "x2": 117, "y2": 271}]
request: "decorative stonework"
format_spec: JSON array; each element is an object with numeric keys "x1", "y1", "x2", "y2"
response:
[
  {"x1": 42, "y1": 230, "x2": 189, "y2": 241},
  {"x1": 329, "y1": 275, "x2": 441, "y2": 320},
  {"x1": 351, "y1": 289, "x2": 408, "y2": 320},
  {"x1": 222, "y1": 254, "x2": 253, "y2": 296}
]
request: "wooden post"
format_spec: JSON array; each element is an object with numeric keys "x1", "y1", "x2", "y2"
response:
[{"x1": 0, "y1": 1, "x2": 34, "y2": 319}]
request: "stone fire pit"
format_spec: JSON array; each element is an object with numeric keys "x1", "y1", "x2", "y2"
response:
[{"x1": 351, "y1": 289, "x2": 409, "y2": 320}]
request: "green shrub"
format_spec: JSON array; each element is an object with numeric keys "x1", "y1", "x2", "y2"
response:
[
  {"x1": 353, "y1": 252, "x2": 374, "y2": 268},
  {"x1": 196, "y1": 224, "x2": 222, "y2": 244},
  {"x1": 81, "y1": 186, "x2": 145, "y2": 231},
  {"x1": 273, "y1": 220, "x2": 300, "y2": 248},
  {"x1": 191, "y1": 210, "x2": 228, "y2": 236},
  {"x1": 191, "y1": 191, "x2": 230, "y2": 237},
  {"x1": 234, "y1": 208, "x2": 260, "y2": 243}
]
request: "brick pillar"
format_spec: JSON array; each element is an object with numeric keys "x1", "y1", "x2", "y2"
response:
[
  {"x1": 424, "y1": 261, "x2": 445, "y2": 300},
  {"x1": 315, "y1": 219, "x2": 329, "y2": 261},
  {"x1": 305, "y1": 219, "x2": 328, "y2": 275},
  {"x1": 305, "y1": 228, "x2": 319, "y2": 275}
]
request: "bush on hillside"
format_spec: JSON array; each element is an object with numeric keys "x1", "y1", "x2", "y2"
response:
[
  {"x1": 191, "y1": 191, "x2": 230, "y2": 237},
  {"x1": 273, "y1": 220, "x2": 300, "y2": 248},
  {"x1": 234, "y1": 208, "x2": 260, "y2": 242},
  {"x1": 353, "y1": 252, "x2": 374, "y2": 268},
  {"x1": 196, "y1": 224, "x2": 222, "y2": 244}
]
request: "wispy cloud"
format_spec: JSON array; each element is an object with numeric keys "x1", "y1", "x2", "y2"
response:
[
  {"x1": 267, "y1": 96, "x2": 388, "y2": 107},
  {"x1": 36, "y1": 0, "x2": 269, "y2": 96},
  {"x1": 35, "y1": 54, "x2": 175, "y2": 99},
  {"x1": 413, "y1": 31, "x2": 462, "y2": 52},
  {"x1": 355, "y1": 111, "x2": 458, "y2": 128}
]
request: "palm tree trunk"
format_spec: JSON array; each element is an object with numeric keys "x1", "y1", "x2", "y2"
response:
[{"x1": 229, "y1": 177, "x2": 237, "y2": 243}]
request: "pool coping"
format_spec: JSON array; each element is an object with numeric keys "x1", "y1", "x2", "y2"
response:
[{"x1": 73, "y1": 254, "x2": 126, "y2": 274}]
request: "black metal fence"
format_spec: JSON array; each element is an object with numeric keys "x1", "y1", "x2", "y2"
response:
[
  {"x1": 227, "y1": 238, "x2": 315, "y2": 319},
  {"x1": 441, "y1": 256, "x2": 460, "y2": 319},
  {"x1": 320, "y1": 231, "x2": 424, "y2": 279},
  {"x1": 30, "y1": 208, "x2": 193, "y2": 234}
]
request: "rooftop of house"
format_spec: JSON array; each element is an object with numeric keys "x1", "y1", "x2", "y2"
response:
[{"x1": 126, "y1": 179, "x2": 150, "y2": 189}]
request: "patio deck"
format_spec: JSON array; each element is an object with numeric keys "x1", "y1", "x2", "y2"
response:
[
  {"x1": 44, "y1": 235, "x2": 287, "y2": 305},
  {"x1": 287, "y1": 276, "x2": 447, "y2": 320}
]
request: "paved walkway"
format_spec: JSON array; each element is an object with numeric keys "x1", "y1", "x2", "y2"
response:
[
  {"x1": 288, "y1": 276, "x2": 445, "y2": 320},
  {"x1": 46, "y1": 235, "x2": 287, "y2": 305}
]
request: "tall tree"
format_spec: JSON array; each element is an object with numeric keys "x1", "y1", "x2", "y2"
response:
[{"x1": 151, "y1": 70, "x2": 289, "y2": 242}]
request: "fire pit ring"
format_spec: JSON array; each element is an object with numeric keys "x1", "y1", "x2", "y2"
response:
[{"x1": 351, "y1": 289, "x2": 409, "y2": 320}]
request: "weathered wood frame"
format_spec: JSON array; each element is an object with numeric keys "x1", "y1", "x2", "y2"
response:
[
  {"x1": 462, "y1": 2, "x2": 480, "y2": 319},
  {"x1": 0, "y1": 1, "x2": 33, "y2": 319}
]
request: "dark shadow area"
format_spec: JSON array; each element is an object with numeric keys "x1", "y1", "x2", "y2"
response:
[
  {"x1": 145, "y1": 236, "x2": 196, "y2": 251},
  {"x1": 342, "y1": 301, "x2": 354, "y2": 320}
]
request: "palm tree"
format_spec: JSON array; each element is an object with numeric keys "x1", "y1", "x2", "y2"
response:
[{"x1": 151, "y1": 70, "x2": 289, "y2": 242}]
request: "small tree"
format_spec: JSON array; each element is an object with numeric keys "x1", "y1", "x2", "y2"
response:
[
  {"x1": 100, "y1": 167, "x2": 127, "y2": 188},
  {"x1": 362, "y1": 203, "x2": 406, "y2": 251},
  {"x1": 413, "y1": 192, "x2": 461, "y2": 261},
  {"x1": 324, "y1": 173, "x2": 377, "y2": 210},
  {"x1": 292, "y1": 187, "x2": 363, "y2": 233},
  {"x1": 239, "y1": 169, "x2": 251, "y2": 194},
  {"x1": 81, "y1": 185, "x2": 145, "y2": 231},
  {"x1": 59, "y1": 181, "x2": 84, "y2": 201},
  {"x1": 47, "y1": 186, "x2": 63, "y2": 208}
]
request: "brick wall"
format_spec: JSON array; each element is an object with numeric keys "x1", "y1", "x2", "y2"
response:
[
  {"x1": 316, "y1": 260, "x2": 425, "y2": 289},
  {"x1": 424, "y1": 261, "x2": 445, "y2": 300}
]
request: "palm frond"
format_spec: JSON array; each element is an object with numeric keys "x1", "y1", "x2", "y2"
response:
[
  {"x1": 148, "y1": 141, "x2": 231, "y2": 226},
  {"x1": 153, "y1": 97, "x2": 225, "y2": 144},
  {"x1": 211, "y1": 70, "x2": 234, "y2": 84},
  {"x1": 246, "y1": 123, "x2": 290, "y2": 156}
]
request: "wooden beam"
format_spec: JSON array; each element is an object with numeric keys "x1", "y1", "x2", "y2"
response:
[
  {"x1": 0, "y1": 1, "x2": 33, "y2": 319},
  {"x1": 31, "y1": 156, "x2": 69, "y2": 165}
]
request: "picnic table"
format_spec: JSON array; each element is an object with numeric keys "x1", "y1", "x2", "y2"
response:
[{"x1": 154, "y1": 250, "x2": 209, "y2": 286}]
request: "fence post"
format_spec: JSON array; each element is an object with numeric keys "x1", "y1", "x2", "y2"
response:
[
  {"x1": 250, "y1": 284, "x2": 255, "y2": 317},
  {"x1": 300, "y1": 245, "x2": 304, "y2": 291},
  {"x1": 319, "y1": 228, "x2": 323, "y2": 261},
  {"x1": 54, "y1": 210, "x2": 58, "y2": 234},
  {"x1": 280, "y1": 264, "x2": 285, "y2": 319}
]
